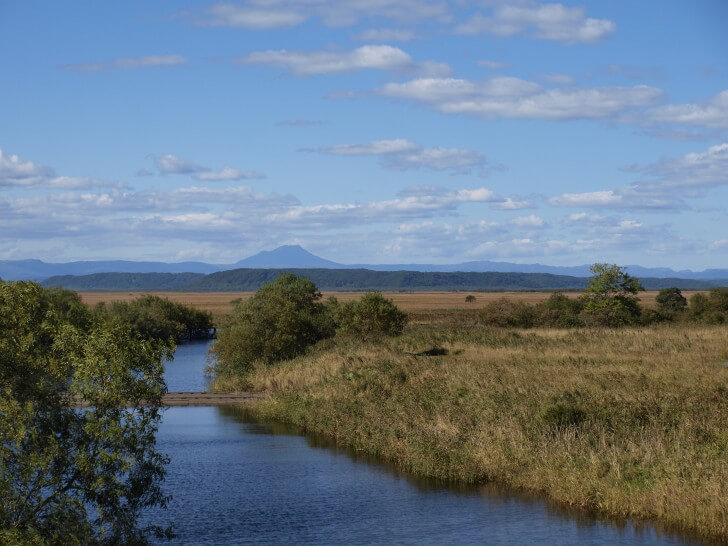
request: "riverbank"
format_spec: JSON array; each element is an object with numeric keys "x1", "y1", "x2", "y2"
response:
[{"x1": 214, "y1": 324, "x2": 728, "y2": 542}]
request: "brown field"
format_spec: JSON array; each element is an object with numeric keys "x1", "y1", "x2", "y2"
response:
[{"x1": 78, "y1": 290, "x2": 706, "y2": 318}]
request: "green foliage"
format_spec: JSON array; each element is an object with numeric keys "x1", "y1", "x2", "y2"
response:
[
  {"x1": 479, "y1": 298, "x2": 537, "y2": 328},
  {"x1": 689, "y1": 288, "x2": 728, "y2": 324},
  {"x1": 97, "y1": 295, "x2": 213, "y2": 343},
  {"x1": 212, "y1": 274, "x2": 336, "y2": 374},
  {"x1": 336, "y1": 292, "x2": 408, "y2": 339},
  {"x1": 581, "y1": 263, "x2": 644, "y2": 326},
  {"x1": 655, "y1": 287, "x2": 687, "y2": 313},
  {"x1": 535, "y1": 292, "x2": 585, "y2": 327},
  {"x1": 0, "y1": 281, "x2": 171, "y2": 544}
]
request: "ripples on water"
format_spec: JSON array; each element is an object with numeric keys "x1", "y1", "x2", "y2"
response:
[{"x1": 145, "y1": 342, "x2": 699, "y2": 545}]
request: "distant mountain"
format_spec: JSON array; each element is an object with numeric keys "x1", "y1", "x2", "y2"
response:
[
  {"x1": 42, "y1": 272, "x2": 206, "y2": 291},
  {"x1": 233, "y1": 245, "x2": 344, "y2": 269},
  {"x1": 0, "y1": 259, "x2": 220, "y2": 281},
  {"x1": 4, "y1": 245, "x2": 728, "y2": 281},
  {"x1": 42, "y1": 269, "x2": 725, "y2": 292}
]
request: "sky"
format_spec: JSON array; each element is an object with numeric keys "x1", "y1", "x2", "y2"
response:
[{"x1": 1, "y1": 1, "x2": 727, "y2": 268}]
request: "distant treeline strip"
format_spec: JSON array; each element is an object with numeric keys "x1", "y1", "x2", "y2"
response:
[{"x1": 41, "y1": 268, "x2": 728, "y2": 292}]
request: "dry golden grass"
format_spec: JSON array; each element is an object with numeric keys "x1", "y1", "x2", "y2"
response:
[
  {"x1": 79, "y1": 290, "x2": 704, "y2": 318},
  {"x1": 217, "y1": 323, "x2": 728, "y2": 541}
]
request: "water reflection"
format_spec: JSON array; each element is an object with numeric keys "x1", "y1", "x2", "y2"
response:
[
  {"x1": 143, "y1": 405, "x2": 702, "y2": 545},
  {"x1": 164, "y1": 340, "x2": 214, "y2": 392}
]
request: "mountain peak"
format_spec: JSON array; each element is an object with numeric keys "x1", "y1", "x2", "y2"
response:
[{"x1": 234, "y1": 245, "x2": 343, "y2": 269}]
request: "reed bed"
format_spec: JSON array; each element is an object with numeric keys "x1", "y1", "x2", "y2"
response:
[{"x1": 215, "y1": 323, "x2": 728, "y2": 541}]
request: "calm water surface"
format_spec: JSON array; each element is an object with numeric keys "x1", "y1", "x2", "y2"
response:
[{"x1": 145, "y1": 342, "x2": 699, "y2": 545}]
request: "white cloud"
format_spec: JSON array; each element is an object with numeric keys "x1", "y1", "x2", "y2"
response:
[
  {"x1": 378, "y1": 77, "x2": 662, "y2": 121},
  {"x1": 61, "y1": 55, "x2": 187, "y2": 72},
  {"x1": 709, "y1": 239, "x2": 728, "y2": 250},
  {"x1": 154, "y1": 154, "x2": 266, "y2": 181},
  {"x1": 629, "y1": 143, "x2": 728, "y2": 191},
  {"x1": 193, "y1": 168, "x2": 266, "y2": 181},
  {"x1": 0, "y1": 149, "x2": 119, "y2": 190},
  {"x1": 549, "y1": 189, "x2": 678, "y2": 210},
  {"x1": 155, "y1": 154, "x2": 204, "y2": 175},
  {"x1": 264, "y1": 187, "x2": 501, "y2": 227},
  {"x1": 509, "y1": 214, "x2": 545, "y2": 227},
  {"x1": 239, "y1": 45, "x2": 450, "y2": 76},
  {"x1": 317, "y1": 139, "x2": 487, "y2": 174},
  {"x1": 0, "y1": 149, "x2": 53, "y2": 186},
  {"x1": 198, "y1": 4, "x2": 306, "y2": 28},
  {"x1": 491, "y1": 197, "x2": 532, "y2": 210},
  {"x1": 455, "y1": 3, "x2": 615, "y2": 44},
  {"x1": 195, "y1": 1, "x2": 450, "y2": 29},
  {"x1": 321, "y1": 139, "x2": 418, "y2": 156},
  {"x1": 647, "y1": 90, "x2": 728, "y2": 130},
  {"x1": 355, "y1": 28, "x2": 415, "y2": 42},
  {"x1": 550, "y1": 144, "x2": 728, "y2": 211}
]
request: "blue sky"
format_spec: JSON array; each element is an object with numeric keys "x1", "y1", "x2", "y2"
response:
[{"x1": 1, "y1": 1, "x2": 727, "y2": 268}]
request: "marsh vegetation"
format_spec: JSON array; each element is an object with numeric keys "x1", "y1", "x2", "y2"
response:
[{"x1": 210, "y1": 267, "x2": 728, "y2": 541}]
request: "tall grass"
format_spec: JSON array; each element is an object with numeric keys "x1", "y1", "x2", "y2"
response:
[{"x1": 214, "y1": 323, "x2": 728, "y2": 541}]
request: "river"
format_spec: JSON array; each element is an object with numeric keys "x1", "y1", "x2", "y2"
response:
[{"x1": 142, "y1": 341, "x2": 700, "y2": 545}]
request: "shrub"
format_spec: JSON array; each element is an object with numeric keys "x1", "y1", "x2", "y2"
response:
[
  {"x1": 97, "y1": 295, "x2": 213, "y2": 342},
  {"x1": 212, "y1": 274, "x2": 336, "y2": 374},
  {"x1": 337, "y1": 292, "x2": 407, "y2": 339},
  {"x1": 656, "y1": 287, "x2": 687, "y2": 313},
  {"x1": 689, "y1": 288, "x2": 728, "y2": 324},
  {"x1": 465, "y1": 295, "x2": 476, "y2": 303},
  {"x1": 479, "y1": 298, "x2": 537, "y2": 328},
  {"x1": 535, "y1": 292, "x2": 585, "y2": 327},
  {"x1": 581, "y1": 263, "x2": 643, "y2": 326}
]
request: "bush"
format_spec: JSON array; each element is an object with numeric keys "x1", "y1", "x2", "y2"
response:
[
  {"x1": 479, "y1": 298, "x2": 537, "y2": 328},
  {"x1": 581, "y1": 263, "x2": 643, "y2": 326},
  {"x1": 97, "y1": 295, "x2": 213, "y2": 342},
  {"x1": 465, "y1": 295, "x2": 476, "y2": 303},
  {"x1": 212, "y1": 274, "x2": 336, "y2": 374},
  {"x1": 535, "y1": 292, "x2": 585, "y2": 327},
  {"x1": 689, "y1": 288, "x2": 728, "y2": 324},
  {"x1": 656, "y1": 287, "x2": 687, "y2": 313},
  {"x1": 337, "y1": 292, "x2": 408, "y2": 339}
]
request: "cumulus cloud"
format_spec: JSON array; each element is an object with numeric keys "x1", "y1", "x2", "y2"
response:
[
  {"x1": 378, "y1": 77, "x2": 662, "y2": 121},
  {"x1": 238, "y1": 45, "x2": 450, "y2": 76},
  {"x1": 550, "y1": 143, "x2": 728, "y2": 211},
  {"x1": 154, "y1": 154, "x2": 266, "y2": 181},
  {"x1": 0, "y1": 149, "x2": 53, "y2": 187},
  {"x1": 264, "y1": 187, "x2": 501, "y2": 227},
  {"x1": 627, "y1": 143, "x2": 728, "y2": 192},
  {"x1": 193, "y1": 168, "x2": 266, "y2": 181},
  {"x1": 355, "y1": 28, "x2": 415, "y2": 42},
  {"x1": 194, "y1": 1, "x2": 450, "y2": 29},
  {"x1": 455, "y1": 3, "x2": 615, "y2": 44},
  {"x1": 509, "y1": 214, "x2": 546, "y2": 227},
  {"x1": 61, "y1": 55, "x2": 187, "y2": 72},
  {"x1": 317, "y1": 139, "x2": 487, "y2": 174},
  {"x1": 646, "y1": 89, "x2": 728, "y2": 130},
  {"x1": 0, "y1": 149, "x2": 118, "y2": 190}
]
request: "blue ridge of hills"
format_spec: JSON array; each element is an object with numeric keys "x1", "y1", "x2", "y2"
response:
[{"x1": 2, "y1": 244, "x2": 728, "y2": 284}]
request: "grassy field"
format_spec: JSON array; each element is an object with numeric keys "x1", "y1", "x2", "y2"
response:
[
  {"x1": 212, "y1": 321, "x2": 728, "y2": 542},
  {"x1": 78, "y1": 290, "x2": 704, "y2": 320}
]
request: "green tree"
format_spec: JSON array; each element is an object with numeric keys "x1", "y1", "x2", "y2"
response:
[
  {"x1": 581, "y1": 263, "x2": 644, "y2": 326},
  {"x1": 336, "y1": 292, "x2": 407, "y2": 339},
  {"x1": 0, "y1": 281, "x2": 171, "y2": 544},
  {"x1": 212, "y1": 274, "x2": 335, "y2": 374},
  {"x1": 655, "y1": 287, "x2": 687, "y2": 313}
]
